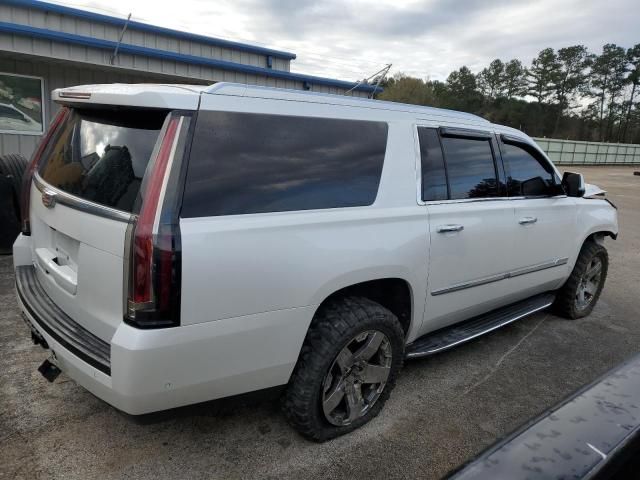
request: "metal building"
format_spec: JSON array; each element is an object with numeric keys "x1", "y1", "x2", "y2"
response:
[{"x1": 0, "y1": 0, "x2": 378, "y2": 158}]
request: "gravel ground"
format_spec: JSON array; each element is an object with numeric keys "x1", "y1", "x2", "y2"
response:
[{"x1": 1, "y1": 165, "x2": 638, "y2": 480}]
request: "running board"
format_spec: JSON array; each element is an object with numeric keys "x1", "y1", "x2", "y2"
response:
[{"x1": 405, "y1": 293, "x2": 555, "y2": 359}]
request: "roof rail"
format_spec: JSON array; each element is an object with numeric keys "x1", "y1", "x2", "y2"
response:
[{"x1": 204, "y1": 83, "x2": 490, "y2": 123}]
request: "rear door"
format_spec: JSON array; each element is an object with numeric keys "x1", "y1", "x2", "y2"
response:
[
  {"x1": 28, "y1": 107, "x2": 167, "y2": 341},
  {"x1": 498, "y1": 134, "x2": 576, "y2": 292},
  {"x1": 418, "y1": 126, "x2": 515, "y2": 334}
]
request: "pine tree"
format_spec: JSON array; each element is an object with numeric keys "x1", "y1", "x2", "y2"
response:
[
  {"x1": 446, "y1": 66, "x2": 481, "y2": 111},
  {"x1": 590, "y1": 44, "x2": 628, "y2": 141},
  {"x1": 477, "y1": 59, "x2": 505, "y2": 99},
  {"x1": 552, "y1": 45, "x2": 591, "y2": 135},
  {"x1": 528, "y1": 48, "x2": 559, "y2": 103},
  {"x1": 503, "y1": 59, "x2": 528, "y2": 99},
  {"x1": 622, "y1": 44, "x2": 640, "y2": 142}
]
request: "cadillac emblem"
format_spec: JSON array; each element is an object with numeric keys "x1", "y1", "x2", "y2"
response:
[{"x1": 41, "y1": 189, "x2": 57, "y2": 208}]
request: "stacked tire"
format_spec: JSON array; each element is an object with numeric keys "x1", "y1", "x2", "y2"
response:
[{"x1": 0, "y1": 154, "x2": 27, "y2": 254}]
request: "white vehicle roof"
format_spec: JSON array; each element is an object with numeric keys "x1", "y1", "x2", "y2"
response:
[{"x1": 53, "y1": 82, "x2": 536, "y2": 137}]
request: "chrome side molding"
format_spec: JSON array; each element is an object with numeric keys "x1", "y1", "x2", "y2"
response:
[{"x1": 431, "y1": 257, "x2": 568, "y2": 296}]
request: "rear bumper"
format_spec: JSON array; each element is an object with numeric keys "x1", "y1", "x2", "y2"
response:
[
  {"x1": 16, "y1": 265, "x2": 111, "y2": 374},
  {"x1": 15, "y1": 262, "x2": 312, "y2": 415}
]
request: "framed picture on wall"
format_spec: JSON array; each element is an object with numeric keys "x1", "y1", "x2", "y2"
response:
[{"x1": 0, "y1": 72, "x2": 45, "y2": 135}]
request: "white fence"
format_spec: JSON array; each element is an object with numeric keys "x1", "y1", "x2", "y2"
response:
[{"x1": 533, "y1": 137, "x2": 640, "y2": 165}]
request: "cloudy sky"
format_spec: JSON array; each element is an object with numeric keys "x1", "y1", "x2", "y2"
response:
[{"x1": 53, "y1": 0, "x2": 638, "y2": 83}]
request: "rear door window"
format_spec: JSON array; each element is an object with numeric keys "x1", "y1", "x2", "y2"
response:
[
  {"x1": 440, "y1": 135, "x2": 500, "y2": 199},
  {"x1": 418, "y1": 128, "x2": 502, "y2": 201},
  {"x1": 182, "y1": 111, "x2": 388, "y2": 217},
  {"x1": 38, "y1": 108, "x2": 167, "y2": 213}
]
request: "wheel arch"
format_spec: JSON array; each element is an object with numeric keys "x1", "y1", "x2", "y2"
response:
[
  {"x1": 311, "y1": 277, "x2": 415, "y2": 338},
  {"x1": 585, "y1": 230, "x2": 617, "y2": 245},
  {"x1": 566, "y1": 229, "x2": 616, "y2": 274}
]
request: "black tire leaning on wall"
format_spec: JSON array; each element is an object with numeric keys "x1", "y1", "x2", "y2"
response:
[{"x1": 0, "y1": 153, "x2": 28, "y2": 255}]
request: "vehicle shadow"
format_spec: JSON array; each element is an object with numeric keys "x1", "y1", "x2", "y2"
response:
[{"x1": 122, "y1": 385, "x2": 285, "y2": 425}]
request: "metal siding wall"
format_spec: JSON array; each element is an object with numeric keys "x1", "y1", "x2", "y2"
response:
[
  {"x1": 0, "y1": 5, "x2": 372, "y2": 98},
  {"x1": 2, "y1": 34, "x2": 354, "y2": 94},
  {"x1": 534, "y1": 138, "x2": 640, "y2": 165},
  {"x1": 4, "y1": 4, "x2": 288, "y2": 72}
]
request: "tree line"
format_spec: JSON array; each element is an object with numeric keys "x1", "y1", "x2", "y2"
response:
[{"x1": 377, "y1": 43, "x2": 640, "y2": 144}]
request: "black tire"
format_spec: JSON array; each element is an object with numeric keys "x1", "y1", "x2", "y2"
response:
[
  {"x1": 0, "y1": 154, "x2": 27, "y2": 255},
  {"x1": 553, "y1": 241, "x2": 608, "y2": 319},
  {"x1": 283, "y1": 296, "x2": 404, "y2": 442},
  {"x1": 0, "y1": 153, "x2": 28, "y2": 196}
]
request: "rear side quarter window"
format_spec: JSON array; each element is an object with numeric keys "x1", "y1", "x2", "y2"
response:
[{"x1": 181, "y1": 112, "x2": 388, "y2": 217}]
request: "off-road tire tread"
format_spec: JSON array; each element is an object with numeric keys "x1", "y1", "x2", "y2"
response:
[
  {"x1": 553, "y1": 240, "x2": 608, "y2": 319},
  {"x1": 282, "y1": 296, "x2": 404, "y2": 442},
  {"x1": 0, "y1": 153, "x2": 28, "y2": 196}
]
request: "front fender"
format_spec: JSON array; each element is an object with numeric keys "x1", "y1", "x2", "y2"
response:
[{"x1": 569, "y1": 198, "x2": 618, "y2": 270}]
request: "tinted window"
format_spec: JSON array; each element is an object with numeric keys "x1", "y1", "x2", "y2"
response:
[
  {"x1": 182, "y1": 112, "x2": 388, "y2": 217},
  {"x1": 418, "y1": 128, "x2": 448, "y2": 201},
  {"x1": 440, "y1": 136, "x2": 499, "y2": 199},
  {"x1": 38, "y1": 108, "x2": 167, "y2": 213},
  {"x1": 502, "y1": 142, "x2": 558, "y2": 197}
]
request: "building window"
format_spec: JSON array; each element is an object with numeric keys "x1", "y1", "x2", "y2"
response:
[{"x1": 0, "y1": 72, "x2": 45, "y2": 135}]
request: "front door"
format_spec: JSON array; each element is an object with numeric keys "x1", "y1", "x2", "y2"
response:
[
  {"x1": 498, "y1": 135, "x2": 577, "y2": 294},
  {"x1": 416, "y1": 126, "x2": 515, "y2": 335}
]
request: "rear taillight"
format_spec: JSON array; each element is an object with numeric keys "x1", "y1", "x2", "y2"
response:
[
  {"x1": 125, "y1": 113, "x2": 191, "y2": 329},
  {"x1": 21, "y1": 108, "x2": 69, "y2": 235}
]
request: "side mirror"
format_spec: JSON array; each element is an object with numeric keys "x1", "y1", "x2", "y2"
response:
[{"x1": 562, "y1": 172, "x2": 585, "y2": 197}]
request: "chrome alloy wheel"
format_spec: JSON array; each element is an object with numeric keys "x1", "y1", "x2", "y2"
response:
[
  {"x1": 576, "y1": 257, "x2": 603, "y2": 310},
  {"x1": 321, "y1": 330, "x2": 392, "y2": 426}
]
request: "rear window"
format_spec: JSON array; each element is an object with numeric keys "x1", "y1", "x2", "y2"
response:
[
  {"x1": 38, "y1": 108, "x2": 167, "y2": 213},
  {"x1": 181, "y1": 111, "x2": 388, "y2": 217}
]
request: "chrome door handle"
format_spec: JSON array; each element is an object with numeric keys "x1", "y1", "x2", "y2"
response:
[
  {"x1": 437, "y1": 224, "x2": 464, "y2": 233},
  {"x1": 519, "y1": 216, "x2": 538, "y2": 225}
]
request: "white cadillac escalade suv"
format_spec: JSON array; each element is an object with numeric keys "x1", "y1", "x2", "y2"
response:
[{"x1": 14, "y1": 83, "x2": 618, "y2": 441}]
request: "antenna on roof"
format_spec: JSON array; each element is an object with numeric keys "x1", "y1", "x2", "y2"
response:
[
  {"x1": 345, "y1": 64, "x2": 392, "y2": 99},
  {"x1": 110, "y1": 13, "x2": 132, "y2": 65}
]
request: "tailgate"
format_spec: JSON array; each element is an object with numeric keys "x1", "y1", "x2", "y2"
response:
[{"x1": 28, "y1": 107, "x2": 167, "y2": 341}]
